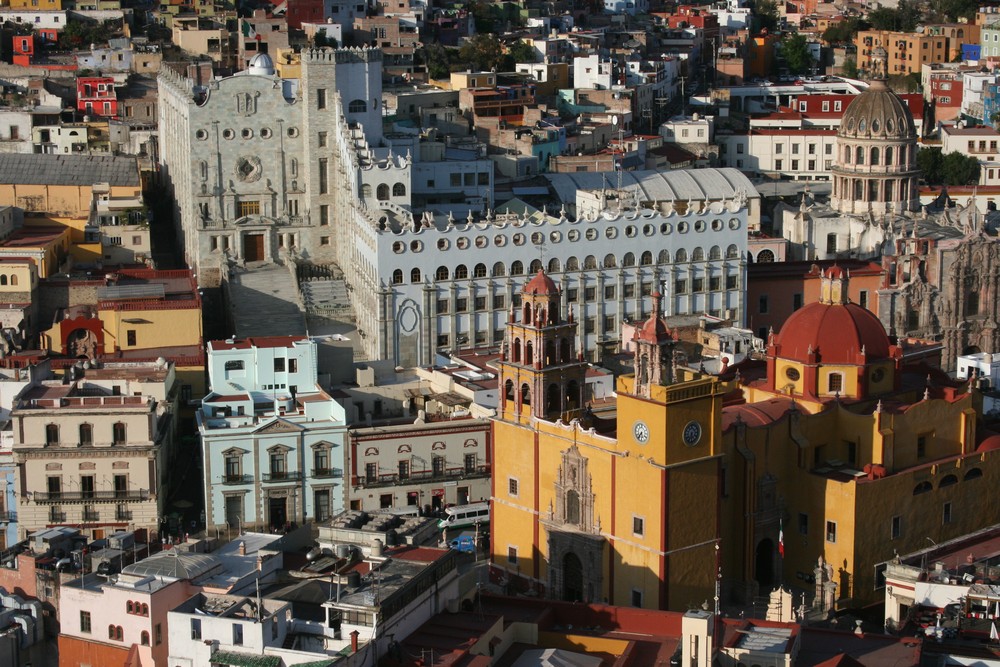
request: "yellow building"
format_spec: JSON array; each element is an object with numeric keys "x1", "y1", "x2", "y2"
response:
[
  {"x1": 7, "y1": 0, "x2": 60, "y2": 8},
  {"x1": 491, "y1": 268, "x2": 1000, "y2": 610},
  {"x1": 855, "y1": 30, "x2": 950, "y2": 76}
]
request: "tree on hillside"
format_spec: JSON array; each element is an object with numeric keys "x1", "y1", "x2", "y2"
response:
[
  {"x1": 781, "y1": 33, "x2": 815, "y2": 74},
  {"x1": 917, "y1": 146, "x2": 943, "y2": 183},
  {"x1": 821, "y1": 17, "x2": 868, "y2": 44},
  {"x1": 867, "y1": 0, "x2": 922, "y2": 32},
  {"x1": 752, "y1": 0, "x2": 780, "y2": 33},
  {"x1": 928, "y1": 0, "x2": 978, "y2": 22},
  {"x1": 841, "y1": 58, "x2": 859, "y2": 78},
  {"x1": 422, "y1": 42, "x2": 451, "y2": 80},
  {"x1": 459, "y1": 34, "x2": 506, "y2": 72},
  {"x1": 507, "y1": 40, "x2": 538, "y2": 65}
]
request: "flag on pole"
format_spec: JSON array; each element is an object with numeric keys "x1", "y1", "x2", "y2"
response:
[
  {"x1": 241, "y1": 20, "x2": 257, "y2": 40},
  {"x1": 778, "y1": 518, "x2": 785, "y2": 558}
]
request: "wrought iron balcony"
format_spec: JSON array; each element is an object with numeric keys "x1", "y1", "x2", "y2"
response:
[
  {"x1": 0, "y1": 511, "x2": 16, "y2": 523},
  {"x1": 49, "y1": 511, "x2": 66, "y2": 522},
  {"x1": 311, "y1": 467, "x2": 343, "y2": 479},
  {"x1": 116, "y1": 509, "x2": 133, "y2": 521},
  {"x1": 82, "y1": 509, "x2": 101, "y2": 522},
  {"x1": 32, "y1": 490, "x2": 149, "y2": 503},
  {"x1": 354, "y1": 465, "x2": 490, "y2": 489},
  {"x1": 220, "y1": 474, "x2": 252, "y2": 485},
  {"x1": 262, "y1": 471, "x2": 303, "y2": 483}
]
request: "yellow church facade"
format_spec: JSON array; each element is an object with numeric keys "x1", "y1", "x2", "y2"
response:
[{"x1": 490, "y1": 268, "x2": 1000, "y2": 610}]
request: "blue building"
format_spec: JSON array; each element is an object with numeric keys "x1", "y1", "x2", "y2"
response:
[{"x1": 198, "y1": 336, "x2": 347, "y2": 532}]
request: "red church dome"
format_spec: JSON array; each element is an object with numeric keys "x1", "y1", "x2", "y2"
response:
[
  {"x1": 636, "y1": 292, "x2": 673, "y2": 344},
  {"x1": 774, "y1": 301, "x2": 891, "y2": 365},
  {"x1": 524, "y1": 269, "x2": 559, "y2": 295}
]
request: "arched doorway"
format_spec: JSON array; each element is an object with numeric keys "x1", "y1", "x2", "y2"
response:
[
  {"x1": 563, "y1": 552, "x2": 583, "y2": 602},
  {"x1": 964, "y1": 345, "x2": 982, "y2": 355},
  {"x1": 755, "y1": 538, "x2": 775, "y2": 593}
]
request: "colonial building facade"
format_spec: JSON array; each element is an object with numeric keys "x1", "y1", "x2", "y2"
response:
[{"x1": 198, "y1": 336, "x2": 347, "y2": 531}]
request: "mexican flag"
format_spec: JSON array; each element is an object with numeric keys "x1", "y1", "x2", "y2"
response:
[{"x1": 241, "y1": 20, "x2": 257, "y2": 40}]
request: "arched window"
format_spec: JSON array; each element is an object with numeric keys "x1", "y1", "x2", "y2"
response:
[
  {"x1": 360, "y1": 183, "x2": 372, "y2": 198},
  {"x1": 520, "y1": 383, "x2": 531, "y2": 406},
  {"x1": 675, "y1": 248, "x2": 688, "y2": 262},
  {"x1": 756, "y1": 249, "x2": 775, "y2": 263},
  {"x1": 141, "y1": 630, "x2": 149, "y2": 645},
  {"x1": 525, "y1": 341, "x2": 534, "y2": 365},
  {"x1": 511, "y1": 261, "x2": 524, "y2": 275},
  {"x1": 113, "y1": 422, "x2": 126, "y2": 445},
  {"x1": 348, "y1": 99, "x2": 367, "y2": 113},
  {"x1": 127, "y1": 601, "x2": 134, "y2": 614},
  {"x1": 913, "y1": 481, "x2": 932, "y2": 495},
  {"x1": 45, "y1": 424, "x2": 59, "y2": 446},
  {"x1": 885, "y1": 146, "x2": 893, "y2": 165},
  {"x1": 116, "y1": 627, "x2": 123, "y2": 640},
  {"x1": 392, "y1": 182, "x2": 406, "y2": 196},
  {"x1": 410, "y1": 268, "x2": 421, "y2": 283},
  {"x1": 529, "y1": 259, "x2": 542, "y2": 273},
  {"x1": 141, "y1": 603, "x2": 148, "y2": 616},
  {"x1": 623, "y1": 252, "x2": 635, "y2": 267},
  {"x1": 455, "y1": 264, "x2": 468, "y2": 279},
  {"x1": 474, "y1": 263, "x2": 487, "y2": 278},
  {"x1": 513, "y1": 338, "x2": 522, "y2": 363},
  {"x1": 561, "y1": 338, "x2": 571, "y2": 362},
  {"x1": 504, "y1": 379, "x2": 514, "y2": 402},
  {"x1": 583, "y1": 255, "x2": 597, "y2": 269},
  {"x1": 10, "y1": 275, "x2": 16, "y2": 286},
  {"x1": 658, "y1": 249, "x2": 670, "y2": 263},
  {"x1": 376, "y1": 184, "x2": 390, "y2": 201},
  {"x1": 965, "y1": 468, "x2": 983, "y2": 481},
  {"x1": 566, "y1": 256, "x2": 579, "y2": 271},
  {"x1": 692, "y1": 247, "x2": 705, "y2": 261},
  {"x1": 79, "y1": 424, "x2": 92, "y2": 446},
  {"x1": 727, "y1": 244, "x2": 739, "y2": 259},
  {"x1": 565, "y1": 489, "x2": 580, "y2": 524},
  {"x1": 545, "y1": 340, "x2": 556, "y2": 364},
  {"x1": 548, "y1": 258, "x2": 560, "y2": 273},
  {"x1": 870, "y1": 147, "x2": 879, "y2": 166},
  {"x1": 939, "y1": 474, "x2": 958, "y2": 488},
  {"x1": 709, "y1": 245, "x2": 722, "y2": 260},
  {"x1": 492, "y1": 262, "x2": 506, "y2": 277},
  {"x1": 855, "y1": 146, "x2": 864, "y2": 165},
  {"x1": 0, "y1": 275, "x2": 7, "y2": 286},
  {"x1": 640, "y1": 251, "x2": 653, "y2": 266},
  {"x1": 391, "y1": 269, "x2": 403, "y2": 284},
  {"x1": 828, "y1": 373, "x2": 843, "y2": 394},
  {"x1": 435, "y1": 266, "x2": 449, "y2": 281},
  {"x1": 109, "y1": 625, "x2": 116, "y2": 639},
  {"x1": 603, "y1": 254, "x2": 616, "y2": 268},
  {"x1": 844, "y1": 145, "x2": 851, "y2": 164}
]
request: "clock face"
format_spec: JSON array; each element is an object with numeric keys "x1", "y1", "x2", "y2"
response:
[
  {"x1": 683, "y1": 420, "x2": 703, "y2": 447},
  {"x1": 633, "y1": 421, "x2": 650, "y2": 444}
]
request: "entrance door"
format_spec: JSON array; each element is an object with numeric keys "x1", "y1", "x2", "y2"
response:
[
  {"x1": 225, "y1": 495, "x2": 242, "y2": 530},
  {"x1": 755, "y1": 538, "x2": 775, "y2": 593},
  {"x1": 457, "y1": 486, "x2": 469, "y2": 505},
  {"x1": 314, "y1": 490, "x2": 330, "y2": 522},
  {"x1": 563, "y1": 552, "x2": 583, "y2": 602},
  {"x1": 269, "y1": 496, "x2": 287, "y2": 531},
  {"x1": 243, "y1": 233, "x2": 265, "y2": 262}
]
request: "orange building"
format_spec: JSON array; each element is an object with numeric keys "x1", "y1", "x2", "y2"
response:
[
  {"x1": 747, "y1": 259, "x2": 884, "y2": 339},
  {"x1": 855, "y1": 30, "x2": 950, "y2": 76},
  {"x1": 747, "y1": 33, "x2": 780, "y2": 78}
]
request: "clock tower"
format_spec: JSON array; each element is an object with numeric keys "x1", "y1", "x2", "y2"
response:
[{"x1": 498, "y1": 270, "x2": 588, "y2": 423}]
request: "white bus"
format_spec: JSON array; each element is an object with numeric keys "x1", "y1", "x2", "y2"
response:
[{"x1": 437, "y1": 502, "x2": 490, "y2": 530}]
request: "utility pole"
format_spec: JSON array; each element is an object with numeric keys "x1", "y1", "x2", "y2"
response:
[{"x1": 679, "y1": 76, "x2": 687, "y2": 116}]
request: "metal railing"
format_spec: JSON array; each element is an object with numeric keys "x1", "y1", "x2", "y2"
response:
[
  {"x1": 220, "y1": 474, "x2": 252, "y2": 485},
  {"x1": 82, "y1": 510, "x2": 101, "y2": 522},
  {"x1": 32, "y1": 490, "x2": 149, "y2": 503},
  {"x1": 263, "y1": 471, "x2": 303, "y2": 483},
  {"x1": 354, "y1": 465, "x2": 490, "y2": 489},
  {"x1": 311, "y1": 468, "x2": 343, "y2": 479}
]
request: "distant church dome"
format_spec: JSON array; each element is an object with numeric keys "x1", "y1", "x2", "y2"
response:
[
  {"x1": 248, "y1": 53, "x2": 275, "y2": 76},
  {"x1": 830, "y1": 47, "x2": 919, "y2": 216}
]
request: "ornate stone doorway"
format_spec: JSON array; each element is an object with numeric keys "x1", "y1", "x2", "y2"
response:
[{"x1": 563, "y1": 552, "x2": 584, "y2": 601}]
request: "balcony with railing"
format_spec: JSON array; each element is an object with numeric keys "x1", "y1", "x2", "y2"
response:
[
  {"x1": 220, "y1": 474, "x2": 252, "y2": 485},
  {"x1": 263, "y1": 471, "x2": 304, "y2": 483},
  {"x1": 82, "y1": 509, "x2": 101, "y2": 522},
  {"x1": 352, "y1": 464, "x2": 490, "y2": 489},
  {"x1": 311, "y1": 467, "x2": 343, "y2": 479},
  {"x1": 0, "y1": 511, "x2": 15, "y2": 523},
  {"x1": 116, "y1": 509, "x2": 133, "y2": 521},
  {"x1": 31, "y1": 489, "x2": 150, "y2": 503},
  {"x1": 49, "y1": 510, "x2": 66, "y2": 522}
]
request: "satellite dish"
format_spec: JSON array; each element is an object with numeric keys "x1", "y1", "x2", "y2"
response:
[{"x1": 612, "y1": 115, "x2": 619, "y2": 126}]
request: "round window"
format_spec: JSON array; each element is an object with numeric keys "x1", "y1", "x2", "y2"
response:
[
  {"x1": 410, "y1": 240, "x2": 423, "y2": 252},
  {"x1": 222, "y1": 129, "x2": 235, "y2": 140},
  {"x1": 729, "y1": 218, "x2": 741, "y2": 230},
  {"x1": 871, "y1": 119, "x2": 880, "y2": 133},
  {"x1": 287, "y1": 127, "x2": 299, "y2": 138},
  {"x1": 531, "y1": 232, "x2": 544, "y2": 245},
  {"x1": 625, "y1": 225, "x2": 637, "y2": 238},
  {"x1": 785, "y1": 367, "x2": 801, "y2": 381},
  {"x1": 567, "y1": 230, "x2": 580, "y2": 242},
  {"x1": 678, "y1": 222, "x2": 689, "y2": 233},
  {"x1": 585, "y1": 228, "x2": 598, "y2": 241},
  {"x1": 695, "y1": 220, "x2": 706, "y2": 232},
  {"x1": 885, "y1": 118, "x2": 894, "y2": 133},
  {"x1": 661, "y1": 222, "x2": 673, "y2": 234},
  {"x1": 437, "y1": 239, "x2": 449, "y2": 251},
  {"x1": 712, "y1": 219, "x2": 723, "y2": 231},
  {"x1": 643, "y1": 224, "x2": 655, "y2": 237},
  {"x1": 550, "y1": 232, "x2": 561, "y2": 244},
  {"x1": 241, "y1": 128, "x2": 253, "y2": 139},
  {"x1": 195, "y1": 129, "x2": 208, "y2": 140},
  {"x1": 847, "y1": 118, "x2": 855, "y2": 131},
  {"x1": 494, "y1": 235, "x2": 507, "y2": 247},
  {"x1": 392, "y1": 241, "x2": 405, "y2": 254},
  {"x1": 476, "y1": 236, "x2": 488, "y2": 248},
  {"x1": 858, "y1": 119, "x2": 866, "y2": 133},
  {"x1": 457, "y1": 237, "x2": 470, "y2": 250},
  {"x1": 513, "y1": 233, "x2": 525, "y2": 246},
  {"x1": 605, "y1": 227, "x2": 617, "y2": 239}
]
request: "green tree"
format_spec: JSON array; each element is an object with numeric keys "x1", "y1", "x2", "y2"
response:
[
  {"x1": 928, "y1": 0, "x2": 978, "y2": 22},
  {"x1": 867, "y1": 0, "x2": 922, "y2": 31},
  {"x1": 752, "y1": 0, "x2": 779, "y2": 33},
  {"x1": 821, "y1": 17, "x2": 868, "y2": 44},
  {"x1": 459, "y1": 34, "x2": 506, "y2": 72},
  {"x1": 781, "y1": 33, "x2": 814, "y2": 74},
  {"x1": 917, "y1": 147, "x2": 943, "y2": 183},
  {"x1": 507, "y1": 40, "x2": 538, "y2": 65},
  {"x1": 422, "y1": 42, "x2": 451, "y2": 80},
  {"x1": 941, "y1": 151, "x2": 981, "y2": 185},
  {"x1": 841, "y1": 57, "x2": 858, "y2": 78}
]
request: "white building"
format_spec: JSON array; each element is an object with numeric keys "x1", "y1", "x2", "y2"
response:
[
  {"x1": 939, "y1": 124, "x2": 1000, "y2": 186},
  {"x1": 198, "y1": 336, "x2": 347, "y2": 532},
  {"x1": 957, "y1": 351, "x2": 1000, "y2": 414},
  {"x1": 718, "y1": 129, "x2": 839, "y2": 180}
]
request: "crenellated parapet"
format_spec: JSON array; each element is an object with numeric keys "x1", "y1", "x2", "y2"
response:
[{"x1": 301, "y1": 46, "x2": 384, "y2": 64}]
